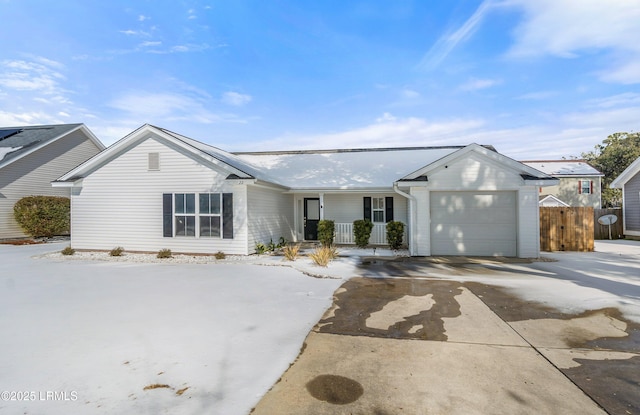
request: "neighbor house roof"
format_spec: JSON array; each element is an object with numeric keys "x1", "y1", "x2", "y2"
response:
[
  {"x1": 0, "y1": 124, "x2": 104, "y2": 169},
  {"x1": 610, "y1": 156, "x2": 640, "y2": 188},
  {"x1": 521, "y1": 160, "x2": 603, "y2": 176}
]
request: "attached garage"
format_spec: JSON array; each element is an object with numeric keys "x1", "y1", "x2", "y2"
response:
[{"x1": 430, "y1": 191, "x2": 518, "y2": 257}]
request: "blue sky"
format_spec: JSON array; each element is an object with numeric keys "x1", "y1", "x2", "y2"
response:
[{"x1": 1, "y1": 0, "x2": 640, "y2": 159}]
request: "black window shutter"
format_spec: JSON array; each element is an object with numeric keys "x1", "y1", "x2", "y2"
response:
[
  {"x1": 223, "y1": 193, "x2": 234, "y2": 239},
  {"x1": 162, "y1": 193, "x2": 173, "y2": 237},
  {"x1": 385, "y1": 197, "x2": 394, "y2": 222},
  {"x1": 363, "y1": 197, "x2": 372, "y2": 220}
]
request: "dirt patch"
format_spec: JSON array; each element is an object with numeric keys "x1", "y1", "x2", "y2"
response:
[
  {"x1": 0, "y1": 239, "x2": 44, "y2": 245},
  {"x1": 143, "y1": 384, "x2": 170, "y2": 391}
]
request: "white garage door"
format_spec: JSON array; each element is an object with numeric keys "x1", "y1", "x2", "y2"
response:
[{"x1": 430, "y1": 191, "x2": 517, "y2": 256}]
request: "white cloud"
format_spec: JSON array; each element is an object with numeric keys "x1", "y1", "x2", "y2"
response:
[
  {"x1": 507, "y1": 0, "x2": 640, "y2": 84},
  {"x1": 138, "y1": 15, "x2": 150, "y2": 22},
  {"x1": 517, "y1": 91, "x2": 558, "y2": 100},
  {"x1": 0, "y1": 59, "x2": 66, "y2": 95},
  {"x1": 222, "y1": 91, "x2": 252, "y2": 106},
  {"x1": 459, "y1": 78, "x2": 501, "y2": 91}
]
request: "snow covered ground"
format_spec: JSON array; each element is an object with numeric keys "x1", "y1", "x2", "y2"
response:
[
  {"x1": 0, "y1": 242, "x2": 346, "y2": 415},
  {"x1": 0, "y1": 240, "x2": 639, "y2": 414}
]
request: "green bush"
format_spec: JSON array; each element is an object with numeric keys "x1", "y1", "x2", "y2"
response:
[
  {"x1": 157, "y1": 248, "x2": 172, "y2": 259},
  {"x1": 214, "y1": 251, "x2": 226, "y2": 260},
  {"x1": 353, "y1": 219, "x2": 374, "y2": 248},
  {"x1": 255, "y1": 243, "x2": 267, "y2": 254},
  {"x1": 13, "y1": 196, "x2": 70, "y2": 238},
  {"x1": 386, "y1": 221, "x2": 405, "y2": 250},
  {"x1": 317, "y1": 220, "x2": 335, "y2": 247}
]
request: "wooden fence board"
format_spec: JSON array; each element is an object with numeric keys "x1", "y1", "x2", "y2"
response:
[
  {"x1": 540, "y1": 207, "x2": 594, "y2": 252},
  {"x1": 594, "y1": 208, "x2": 624, "y2": 240}
]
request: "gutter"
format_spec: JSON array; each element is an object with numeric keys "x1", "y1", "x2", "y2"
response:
[{"x1": 393, "y1": 183, "x2": 417, "y2": 256}]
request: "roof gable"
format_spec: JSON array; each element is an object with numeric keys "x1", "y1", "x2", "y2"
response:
[
  {"x1": 55, "y1": 124, "x2": 256, "y2": 184},
  {"x1": 399, "y1": 143, "x2": 554, "y2": 184},
  {"x1": 610, "y1": 156, "x2": 640, "y2": 188},
  {"x1": 0, "y1": 124, "x2": 104, "y2": 169}
]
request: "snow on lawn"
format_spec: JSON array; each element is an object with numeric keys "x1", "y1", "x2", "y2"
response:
[{"x1": 0, "y1": 243, "x2": 346, "y2": 415}]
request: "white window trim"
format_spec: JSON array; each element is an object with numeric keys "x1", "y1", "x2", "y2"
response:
[
  {"x1": 173, "y1": 193, "x2": 224, "y2": 238},
  {"x1": 372, "y1": 197, "x2": 385, "y2": 223}
]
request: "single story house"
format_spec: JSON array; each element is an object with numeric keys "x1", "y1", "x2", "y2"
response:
[
  {"x1": 521, "y1": 160, "x2": 603, "y2": 208},
  {"x1": 54, "y1": 124, "x2": 557, "y2": 257},
  {"x1": 610, "y1": 157, "x2": 640, "y2": 237},
  {"x1": 0, "y1": 124, "x2": 104, "y2": 239}
]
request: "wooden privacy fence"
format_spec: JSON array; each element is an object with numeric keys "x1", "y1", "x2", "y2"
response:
[
  {"x1": 540, "y1": 207, "x2": 594, "y2": 252},
  {"x1": 593, "y1": 208, "x2": 624, "y2": 240}
]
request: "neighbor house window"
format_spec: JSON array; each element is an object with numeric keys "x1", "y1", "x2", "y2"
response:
[
  {"x1": 199, "y1": 193, "x2": 221, "y2": 237},
  {"x1": 163, "y1": 192, "x2": 233, "y2": 239},
  {"x1": 372, "y1": 197, "x2": 385, "y2": 222},
  {"x1": 579, "y1": 180, "x2": 593, "y2": 194},
  {"x1": 175, "y1": 193, "x2": 196, "y2": 236}
]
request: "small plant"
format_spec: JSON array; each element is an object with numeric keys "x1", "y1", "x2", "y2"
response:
[
  {"x1": 277, "y1": 236, "x2": 288, "y2": 248},
  {"x1": 353, "y1": 219, "x2": 374, "y2": 248},
  {"x1": 386, "y1": 221, "x2": 405, "y2": 250},
  {"x1": 255, "y1": 243, "x2": 267, "y2": 254},
  {"x1": 308, "y1": 246, "x2": 339, "y2": 267},
  {"x1": 61, "y1": 245, "x2": 75, "y2": 256},
  {"x1": 317, "y1": 220, "x2": 335, "y2": 247},
  {"x1": 266, "y1": 238, "x2": 277, "y2": 252},
  {"x1": 214, "y1": 251, "x2": 226, "y2": 260},
  {"x1": 109, "y1": 246, "x2": 125, "y2": 257},
  {"x1": 283, "y1": 244, "x2": 301, "y2": 261},
  {"x1": 157, "y1": 248, "x2": 172, "y2": 259}
]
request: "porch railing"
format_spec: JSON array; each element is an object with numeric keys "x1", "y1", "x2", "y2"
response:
[{"x1": 334, "y1": 222, "x2": 404, "y2": 245}]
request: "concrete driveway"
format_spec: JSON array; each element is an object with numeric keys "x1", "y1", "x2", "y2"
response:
[{"x1": 253, "y1": 240, "x2": 640, "y2": 415}]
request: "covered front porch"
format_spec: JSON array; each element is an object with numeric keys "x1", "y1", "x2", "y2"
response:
[{"x1": 292, "y1": 192, "x2": 408, "y2": 246}]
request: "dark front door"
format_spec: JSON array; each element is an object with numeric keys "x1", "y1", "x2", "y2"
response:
[{"x1": 304, "y1": 198, "x2": 320, "y2": 240}]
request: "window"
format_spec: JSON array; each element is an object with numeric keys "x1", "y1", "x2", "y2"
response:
[
  {"x1": 199, "y1": 193, "x2": 221, "y2": 237},
  {"x1": 579, "y1": 180, "x2": 592, "y2": 194},
  {"x1": 163, "y1": 192, "x2": 233, "y2": 239},
  {"x1": 175, "y1": 193, "x2": 195, "y2": 236},
  {"x1": 372, "y1": 197, "x2": 385, "y2": 222}
]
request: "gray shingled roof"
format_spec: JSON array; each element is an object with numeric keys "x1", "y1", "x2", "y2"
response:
[{"x1": 0, "y1": 124, "x2": 83, "y2": 166}]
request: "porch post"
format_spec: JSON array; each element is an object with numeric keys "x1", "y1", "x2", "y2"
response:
[{"x1": 319, "y1": 193, "x2": 324, "y2": 220}]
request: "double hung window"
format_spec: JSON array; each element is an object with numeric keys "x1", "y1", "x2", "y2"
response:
[{"x1": 163, "y1": 192, "x2": 232, "y2": 238}]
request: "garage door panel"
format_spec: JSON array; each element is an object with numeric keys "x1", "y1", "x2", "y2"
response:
[{"x1": 430, "y1": 191, "x2": 517, "y2": 256}]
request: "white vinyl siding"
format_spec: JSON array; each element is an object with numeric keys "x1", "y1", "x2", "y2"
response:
[
  {"x1": 0, "y1": 130, "x2": 102, "y2": 239},
  {"x1": 321, "y1": 193, "x2": 408, "y2": 224},
  {"x1": 247, "y1": 185, "x2": 293, "y2": 250},
  {"x1": 70, "y1": 137, "x2": 250, "y2": 254}
]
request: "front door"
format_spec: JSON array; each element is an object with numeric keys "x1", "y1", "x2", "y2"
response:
[{"x1": 304, "y1": 198, "x2": 320, "y2": 240}]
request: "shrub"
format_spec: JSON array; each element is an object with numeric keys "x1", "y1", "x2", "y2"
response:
[
  {"x1": 214, "y1": 251, "x2": 226, "y2": 260},
  {"x1": 109, "y1": 246, "x2": 125, "y2": 257},
  {"x1": 157, "y1": 248, "x2": 172, "y2": 259},
  {"x1": 317, "y1": 220, "x2": 335, "y2": 247},
  {"x1": 308, "y1": 246, "x2": 337, "y2": 267},
  {"x1": 277, "y1": 236, "x2": 288, "y2": 248},
  {"x1": 283, "y1": 244, "x2": 301, "y2": 261},
  {"x1": 353, "y1": 219, "x2": 374, "y2": 248},
  {"x1": 61, "y1": 246, "x2": 75, "y2": 256},
  {"x1": 386, "y1": 221, "x2": 405, "y2": 250},
  {"x1": 13, "y1": 196, "x2": 70, "y2": 238},
  {"x1": 255, "y1": 243, "x2": 267, "y2": 254}
]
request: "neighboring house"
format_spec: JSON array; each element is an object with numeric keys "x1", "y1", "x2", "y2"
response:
[
  {"x1": 610, "y1": 157, "x2": 640, "y2": 237},
  {"x1": 54, "y1": 124, "x2": 557, "y2": 257},
  {"x1": 0, "y1": 124, "x2": 105, "y2": 239},
  {"x1": 521, "y1": 160, "x2": 603, "y2": 208}
]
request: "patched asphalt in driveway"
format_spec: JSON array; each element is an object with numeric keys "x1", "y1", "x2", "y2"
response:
[{"x1": 253, "y1": 272, "x2": 640, "y2": 415}]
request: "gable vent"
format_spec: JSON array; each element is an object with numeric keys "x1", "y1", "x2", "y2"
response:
[{"x1": 148, "y1": 152, "x2": 160, "y2": 171}]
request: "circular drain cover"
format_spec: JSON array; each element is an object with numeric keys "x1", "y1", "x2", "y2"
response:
[{"x1": 306, "y1": 374, "x2": 364, "y2": 404}]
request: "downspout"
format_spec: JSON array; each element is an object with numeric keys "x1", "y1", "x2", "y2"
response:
[{"x1": 393, "y1": 183, "x2": 417, "y2": 256}]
